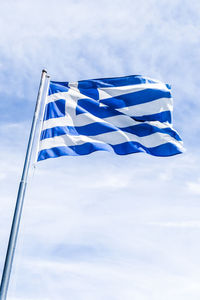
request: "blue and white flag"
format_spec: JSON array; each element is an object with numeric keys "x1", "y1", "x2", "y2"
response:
[{"x1": 37, "y1": 75, "x2": 183, "y2": 161}]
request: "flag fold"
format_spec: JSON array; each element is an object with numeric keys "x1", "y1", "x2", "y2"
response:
[{"x1": 37, "y1": 75, "x2": 183, "y2": 161}]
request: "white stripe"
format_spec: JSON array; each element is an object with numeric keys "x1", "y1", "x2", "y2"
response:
[
  {"x1": 98, "y1": 82, "x2": 170, "y2": 100},
  {"x1": 39, "y1": 130, "x2": 183, "y2": 152},
  {"x1": 42, "y1": 114, "x2": 137, "y2": 130},
  {"x1": 47, "y1": 92, "x2": 69, "y2": 104},
  {"x1": 68, "y1": 81, "x2": 79, "y2": 89},
  {"x1": 47, "y1": 82, "x2": 170, "y2": 104},
  {"x1": 117, "y1": 97, "x2": 172, "y2": 116},
  {"x1": 42, "y1": 112, "x2": 173, "y2": 135},
  {"x1": 47, "y1": 90, "x2": 83, "y2": 104},
  {"x1": 43, "y1": 94, "x2": 172, "y2": 131}
]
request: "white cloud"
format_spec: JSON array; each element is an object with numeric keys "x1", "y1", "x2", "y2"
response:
[
  {"x1": 187, "y1": 178, "x2": 200, "y2": 195},
  {"x1": 149, "y1": 221, "x2": 200, "y2": 228},
  {"x1": 0, "y1": 0, "x2": 200, "y2": 299}
]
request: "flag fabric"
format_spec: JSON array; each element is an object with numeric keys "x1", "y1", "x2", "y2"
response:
[{"x1": 37, "y1": 75, "x2": 183, "y2": 161}]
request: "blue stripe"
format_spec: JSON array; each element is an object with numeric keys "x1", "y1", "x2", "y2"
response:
[
  {"x1": 44, "y1": 99, "x2": 66, "y2": 121},
  {"x1": 38, "y1": 141, "x2": 182, "y2": 161},
  {"x1": 77, "y1": 89, "x2": 171, "y2": 112},
  {"x1": 49, "y1": 81, "x2": 69, "y2": 95},
  {"x1": 41, "y1": 123, "x2": 116, "y2": 139},
  {"x1": 75, "y1": 98, "x2": 171, "y2": 123},
  {"x1": 40, "y1": 122, "x2": 181, "y2": 141},
  {"x1": 134, "y1": 111, "x2": 172, "y2": 123},
  {"x1": 100, "y1": 89, "x2": 171, "y2": 108},
  {"x1": 49, "y1": 75, "x2": 170, "y2": 96},
  {"x1": 77, "y1": 75, "x2": 170, "y2": 89},
  {"x1": 76, "y1": 99, "x2": 121, "y2": 118},
  {"x1": 78, "y1": 87, "x2": 99, "y2": 100},
  {"x1": 44, "y1": 99, "x2": 171, "y2": 124},
  {"x1": 123, "y1": 124, "x2": 180, "y2": 139}
]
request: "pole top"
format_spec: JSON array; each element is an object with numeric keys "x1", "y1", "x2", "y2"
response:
[{"x1": 42, "y1": 69, "x2": 50, "y2": 78}]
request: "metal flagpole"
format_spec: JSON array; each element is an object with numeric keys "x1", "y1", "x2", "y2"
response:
[{"x1": 0, "y1": 69, "x2": 50, "y2": 300}]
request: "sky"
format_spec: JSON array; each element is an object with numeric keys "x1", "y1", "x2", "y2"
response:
[{"x1": 0, "y1": 0, "x2": 200, "y2": 299}]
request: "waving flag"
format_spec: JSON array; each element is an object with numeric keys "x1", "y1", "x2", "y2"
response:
[{"x1": 37, "y1": 75, "x2": 183, "y2": 161}]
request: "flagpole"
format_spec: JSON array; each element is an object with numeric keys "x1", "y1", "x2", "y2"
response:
[{"x1": 0, "y1": 69, "x2": 50, "y2": 300}]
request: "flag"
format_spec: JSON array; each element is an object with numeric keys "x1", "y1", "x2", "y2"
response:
[{"x1": 37, "y1": 75, "x2": 184, "y2": 161}]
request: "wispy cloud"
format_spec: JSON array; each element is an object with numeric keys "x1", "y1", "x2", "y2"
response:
[
  {"x1": 0, "y1": 0, "x2": 200, "y2": 299},
  {"x1": 187, "y1": 178, "x2": 200, "y2": 195},
  {"x1": 149, "y1": 221, "x2": 200, "y2": 228}
]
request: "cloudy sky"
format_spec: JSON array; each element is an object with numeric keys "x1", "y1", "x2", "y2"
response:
[{"x1": 0, "y1": 0, "x2": 200, "y2": 299}]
